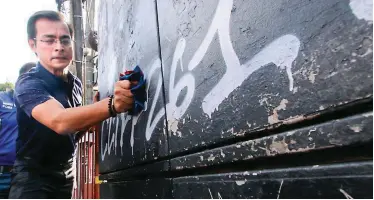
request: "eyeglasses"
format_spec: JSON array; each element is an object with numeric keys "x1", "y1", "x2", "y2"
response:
[{"x1": 34, "y1": 37, "x2": 73, "y2": 47}]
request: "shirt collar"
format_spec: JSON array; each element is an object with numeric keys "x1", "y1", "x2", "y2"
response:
[{"x1": 36, "y1": 62, "x2": 67, "y2": 89}]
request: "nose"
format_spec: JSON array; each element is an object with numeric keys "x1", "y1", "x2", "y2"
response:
[{"x1": 54, "y1": 40, "x2": 65, "y2": 52}]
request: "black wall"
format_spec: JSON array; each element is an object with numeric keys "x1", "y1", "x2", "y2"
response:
[{"x1": 97, "y1": 0, "x2": 373, "y2": 198}]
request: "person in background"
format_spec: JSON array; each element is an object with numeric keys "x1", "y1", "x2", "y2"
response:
[
  {"x1": 9, "y1": 10, "x2": 134, "y2": 199},
  {"x1": 0, "y1": 62, "x2": 36, "y2": 199}
]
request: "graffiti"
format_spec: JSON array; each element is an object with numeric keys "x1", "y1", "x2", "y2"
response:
[
  {"x1": 165, "y1": 37, "x2": 196, "y2": 136},
  {"x1": 100, "y1": 0, "x2": 301, "y2": 160},
  {"x1": 101, "y1": 115, "x2": 128, "y2": 160},
  {"x1": 151, "y1": 0, "x2": 300, "y2": 133},
  {"x1": 201, "y1": 34, "x2": 299, "y2": 117},
  {"x1": 101, "y1": 59, "x2": 160, "y2": 159},
  {"x1": 144, "y1": 58, "x2": 164, "y2": 141},
  {"x1": 120, "y1": 113, "x2": 131, "y2": 155},
  {"x1": 188, "y1": 0, "x2": 299, "y2": 117},
  {"x1": 100, "y1": 119, "x2": 108, "y2": 161},
  {"x1": 349, "y1": 0, "x2": 373, "y2": 21}
]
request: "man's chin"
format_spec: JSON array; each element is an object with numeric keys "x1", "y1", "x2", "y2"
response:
[{"x1": 52, "y1": 60, "x2": 70, "y2": 68}]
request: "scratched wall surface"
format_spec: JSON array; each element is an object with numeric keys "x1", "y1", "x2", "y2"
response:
[
  {"x1": 97, "y1": 0, "x2": 373, "y2": 198},
  {"x1": 97, "y1": 0, "x2": 168, "y2": 173},
  {"x1": 172, "y1": 161, "x2": 373, "y2": 199},
  {"x1": 157, "y1": 0, "x2": 372, "y2": 154}
]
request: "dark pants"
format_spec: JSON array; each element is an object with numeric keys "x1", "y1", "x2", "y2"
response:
[
  {"x1": 0, "y1": 172, "x2": 11, "y2": 199},
  {"x1": 8, "y1": 161, "x2": 73, "y2": 199}
]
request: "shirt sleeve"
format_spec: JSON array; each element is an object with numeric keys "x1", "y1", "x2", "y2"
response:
[{"x1": 14, "y1": 74, "x2": 53, "y2": 117}]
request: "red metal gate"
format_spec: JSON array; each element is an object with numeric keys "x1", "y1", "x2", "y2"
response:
[{"x1": 72, "y1": 125, "x2": 100, "y2": 198}]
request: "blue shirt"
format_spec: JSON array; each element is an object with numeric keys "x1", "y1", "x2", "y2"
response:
[
  {"x1": 0, "y1": 90, "x2": 17, "y2": 166},
  {"x1": 14, "y1": 63, "x2": 82, "y2": 168}
]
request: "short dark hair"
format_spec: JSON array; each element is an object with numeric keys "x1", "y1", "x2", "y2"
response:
[
  {"x1": 27, "y1": 10, "x2": 73, "y2": 40},
  {"x1": 19, "y1": 62, "x2": 36, "y2": 75}
]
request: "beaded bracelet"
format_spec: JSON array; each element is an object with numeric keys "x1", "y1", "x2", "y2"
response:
[{"x1": 108, "y1": 95, "x2": 116, "y2": 117}]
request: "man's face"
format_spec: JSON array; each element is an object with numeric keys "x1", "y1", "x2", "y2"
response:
[{"x1": 28, "y1": 18, "x2": 73, "y2": 71}]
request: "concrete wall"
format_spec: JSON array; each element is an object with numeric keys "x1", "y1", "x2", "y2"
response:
[{"x1": 97, "y1": 0, "x2": 373, "y2": 198}]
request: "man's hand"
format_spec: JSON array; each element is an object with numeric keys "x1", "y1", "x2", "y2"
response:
[{"x1": 113, "y1": 80, "x2": 134, "y2": 113}]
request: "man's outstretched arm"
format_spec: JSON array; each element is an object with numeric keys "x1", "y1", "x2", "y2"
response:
[{"x1": 31, "y1": 80, "x2": 133, "y2": 135}]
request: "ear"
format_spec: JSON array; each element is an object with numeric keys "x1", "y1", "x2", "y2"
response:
[{"x1": 28, "y1": 39, "x2": 36, "y2": 52}]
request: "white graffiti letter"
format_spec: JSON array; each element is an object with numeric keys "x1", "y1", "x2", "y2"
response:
[
  {"x1": 145, "y1": 58, "x2": 165, "y2": 140},
  {"x1": 186, "y1": 0, "x2": 300, "y2": 117}
]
